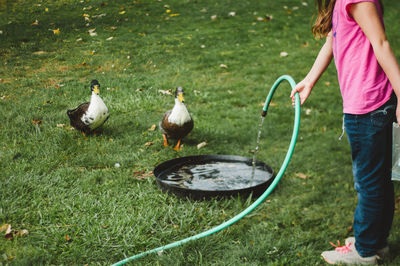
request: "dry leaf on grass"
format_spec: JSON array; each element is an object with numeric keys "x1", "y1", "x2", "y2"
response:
[
  {"x1": 295, "y1": 173, "x2": 308, "y2": 179},
  {"x1": 88, "y1": 28, "x2": 97, "y2": 37},
  {"x1": 197, "y1": 141, "x2": 207, "y2": 149},
  {"x1": 0, "y1": 224, "x2": 10, "y2": 232},
  {"x1": 133, "y1": 170, "x2": 153, "y2": 179},
  {"x1": 158, "y1": 89, "x2": 172, "y2": 95},
  {"x1": 18, "y1": 229, "x2": 29, "y2": 237},
  {"x1": 32, "y1": 119, "x2": 42, "y2": 125},
  {"x1": 1, "y1": 224, "x2": 27, "y2": 240},
  {"x1": 144, "y1": 142, "x2": 153, "y2": 146},
  {"x1": 33, "y1": 51, "x2": 47, "y2": 55},
  {"x1": 148, "y1": 124, "x2": 156, "y2": 131}
]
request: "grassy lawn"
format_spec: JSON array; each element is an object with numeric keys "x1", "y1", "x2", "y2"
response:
[{"x1": 1, "y1": 0, "x2": 400, "y2": 264}]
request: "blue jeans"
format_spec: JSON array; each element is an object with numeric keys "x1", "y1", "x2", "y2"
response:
[{"x1": 344, "y1": 94, "x2": 396, "y2": 257}]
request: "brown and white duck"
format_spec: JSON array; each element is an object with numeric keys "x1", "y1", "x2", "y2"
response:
[
  {"x1": 67, "y1": 80, "x2": 109, "y2": 134},
  {"x1": 159, "y1": 86, "x2": 194, "y2": 151}
]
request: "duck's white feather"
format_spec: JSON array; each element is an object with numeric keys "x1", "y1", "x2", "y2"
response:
[
  {"x1": 81, "y1": 93, "x2": 109, "y2": 130},
  {"x1": 168, "y1": 98, "x2": 191, "y2": 126}
]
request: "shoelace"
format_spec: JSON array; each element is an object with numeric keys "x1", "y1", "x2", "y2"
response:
[{"x1": 329, "y1": 240, "x2": 352, "y2": 254}]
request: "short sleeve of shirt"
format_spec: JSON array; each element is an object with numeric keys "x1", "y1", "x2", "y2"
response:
[{"x1": 343, "y1": 0, "x2": 378, "y2": 20}]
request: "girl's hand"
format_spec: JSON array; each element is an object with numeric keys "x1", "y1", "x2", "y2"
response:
[{"x1": 290, "y1": 79, "x2": 313, "y2": 106}]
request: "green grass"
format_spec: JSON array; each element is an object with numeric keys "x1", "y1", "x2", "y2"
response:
[{"x1": 1, "y1": 0, "x2": 400, "y2": 265}]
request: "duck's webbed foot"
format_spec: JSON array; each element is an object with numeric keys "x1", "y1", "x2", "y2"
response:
[
  {"x1": 163, "y1": 134, "x2": 168, "y2": 147},
  {"x1": 173, "y1": 139, "x2": 182, "y2": 151}
]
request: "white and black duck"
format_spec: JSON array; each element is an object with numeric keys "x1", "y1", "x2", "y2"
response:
[
  {"x1": 159, "y1": 86, "x2": 194, "y2": 151},
  {"x1": 67, "y1": 80, "x2": 109, "y2": 134}
]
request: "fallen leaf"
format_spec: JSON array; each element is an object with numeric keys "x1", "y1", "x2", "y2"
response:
[
  {"x1": 295, "y1": 173, "x2": 308, "y2": 179},
  {"x1": 18, "y1": 229, "x2": 28, "y2": 237},
  {"x1": 33, "y1": 50, "x2": 46, "y2": 55},
  {"x1": 106, "y1": 36, "x2": 114, "y2": 41},
  {"x1": 158, "y1": 89, "x2": 172, "y2": 95},
  {"x1": 211, "y1": 15, "x2": 217, "y2": 20},
  {"x1": 148, "y1": 124, "x2": 156, "y2": 131},
  {"x1": 144, "y1": 142, "x2": 153, "y2": 146},
  {"x1": 133, "y1": 171, "x2": 153, "y2": 179},
  {"x1": 65, "y1": 234, "x2": 71, "y2": 241},
  {"x1": 219, "y1": 64, "x2": 228, "y2": 69},
  {"x1": 56, "y1": 123, "x2": 65, "y2": 128},
  {"x1": 280, "y1": 51, "x2": 288, "y2": 57},
  {"x1": 52, "y1": 28, "x2": 60, "y2": 35},
  {"x1": 347, "y1": 225, "x2": 353, "y2": 233},
  {"x1": 119, "y1": 10, "x2": 126, "y2": 15},
  {"x1": 32, "y1": 119, "x2": 42, "y2": 125},
  {"x1": 31, "y1": 20, "x2": 39, "y2": 26},
  {"x1": 169, "y1": 13, "x2": 179, "y2": 17},
  {"x1": 265, "y1": 15, "x2": 273, "y2": 21},
  {"x1": 305, "y1": 109, "x2": 312, "y2": 115},
  {"x1": 228, "y1": 11, "x2": 236, "y2": 16},
  {"x1": 88, "y1": 28, "x2": 97, "y2": 37},
  {"x1": 197, "y1": 141, "x2": 207, "y2": 149},
  {"x1": 5, "y1": 224, "x2": 12, "y2": 240},
  {"x1": 0, "y1": 224, "x2": 10, "y2": 232}
]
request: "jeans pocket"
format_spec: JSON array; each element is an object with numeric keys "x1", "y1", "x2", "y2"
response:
[{"x1": 370, "y1": 105, "x2": 395, "y2": 128}]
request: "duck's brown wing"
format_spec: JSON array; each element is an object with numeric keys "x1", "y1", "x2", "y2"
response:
[
  {"x1": 160, "y1": 112, "x2": 194, "y2": 140},
  {"x1": 67, "y1": 102, "x2": 91, "y2": 133},
  {"x1": 159, "y1": 110, "x2": 171, "y2": 134}
]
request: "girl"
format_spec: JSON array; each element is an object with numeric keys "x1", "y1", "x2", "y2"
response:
[{"x1": 290, "y1": 0, "x2": 400, "y2": 264}]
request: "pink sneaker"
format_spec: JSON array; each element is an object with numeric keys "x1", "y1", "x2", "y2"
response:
[{"x1": 321, "y1": 240, "x2": 378, "y2": 265}]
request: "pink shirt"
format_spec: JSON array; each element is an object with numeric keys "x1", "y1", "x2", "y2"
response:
[{"x1": 332, "y1": 0, "x2": 393, "y2": 114}]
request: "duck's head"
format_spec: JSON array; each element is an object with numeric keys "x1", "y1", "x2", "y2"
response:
[
  {"x1": 175, "y1": 86, "x2": 185, "y2": 103},
  {"x1": 90, "y1": 80, "x2": 100, "y2": 95}
]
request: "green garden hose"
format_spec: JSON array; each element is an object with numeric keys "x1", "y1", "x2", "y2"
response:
[{"x1": 112, "y1": 75, "x2": 301, "y2": 265}]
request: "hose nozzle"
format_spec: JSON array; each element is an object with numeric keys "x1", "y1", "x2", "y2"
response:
[{"x1": 261, "y1": 110, "x2": 267, "y2": 117}]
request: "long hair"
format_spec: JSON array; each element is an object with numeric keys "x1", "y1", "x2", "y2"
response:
[
  {"x1": 312, "y1": 0, "x2": 336, "y2": 39},
  {"x1": 312, "y1": 0, "x2": 384, "y2": 39}
]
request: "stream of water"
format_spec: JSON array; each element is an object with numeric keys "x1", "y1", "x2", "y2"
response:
[{"x1": 250, "y1": 116, "x2": 265, "y2": 184}]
